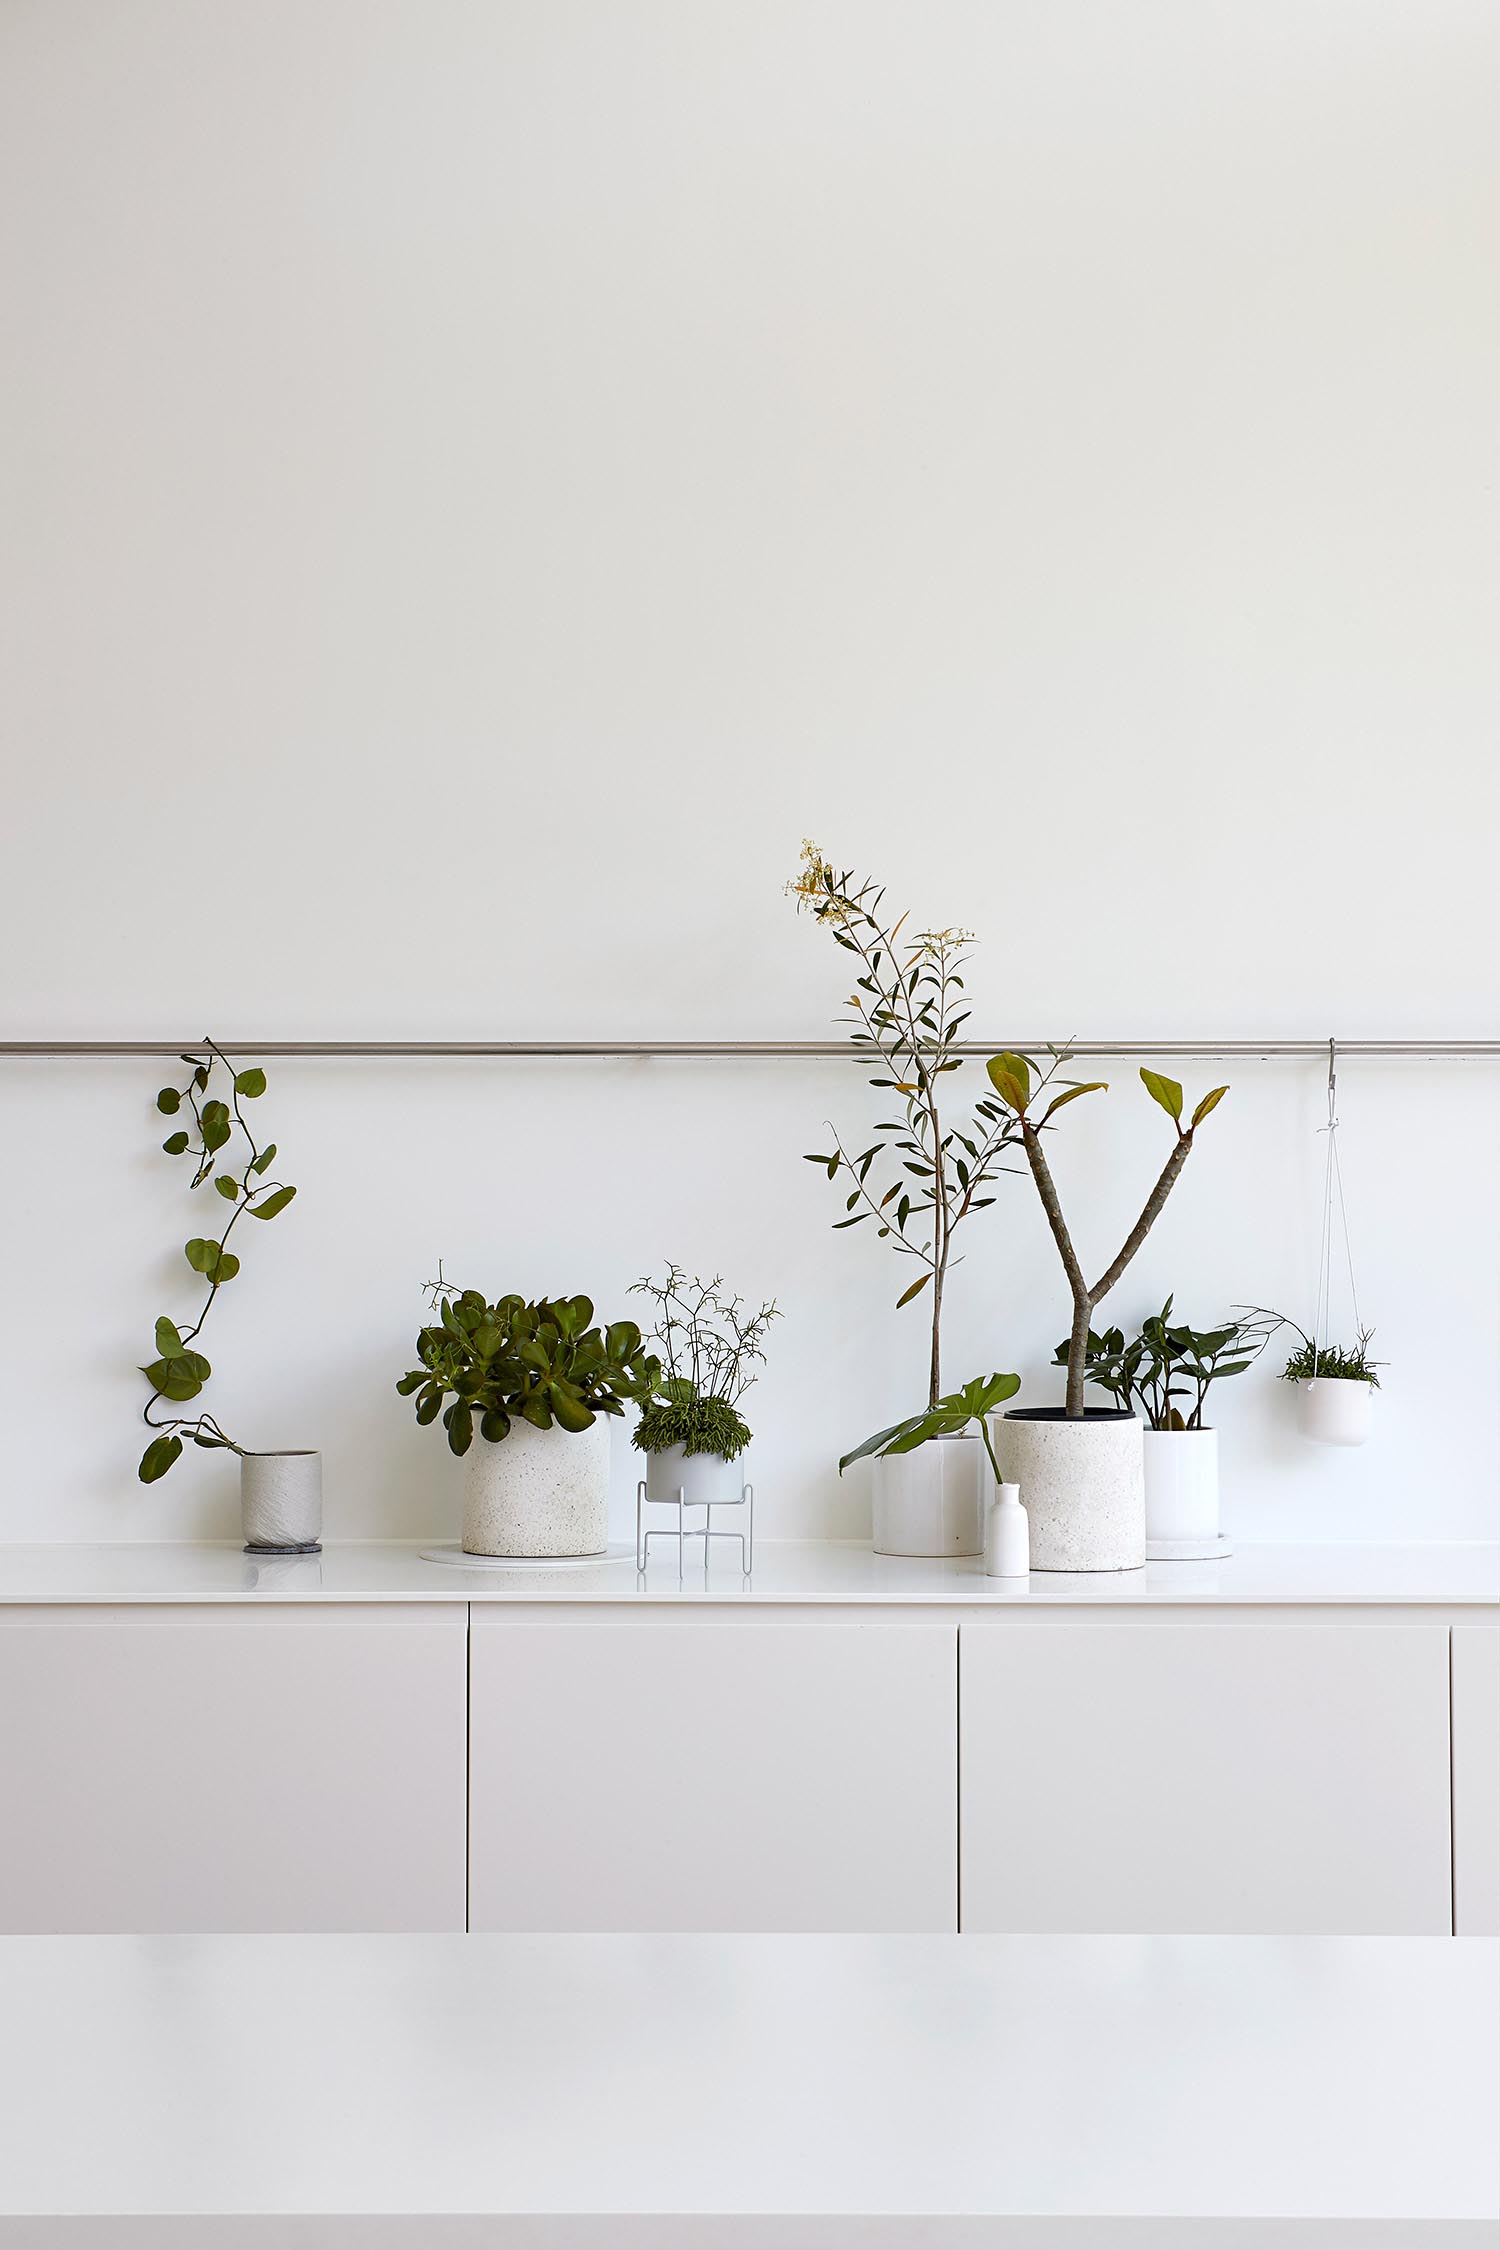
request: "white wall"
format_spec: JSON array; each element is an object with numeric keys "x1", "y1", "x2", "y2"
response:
[{"x1": 1, "y1": 0, "x2": 1496, "y2": 1544}]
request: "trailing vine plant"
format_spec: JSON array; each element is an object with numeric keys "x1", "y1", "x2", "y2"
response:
[
  {"x1": 788, "y1": 842, "x2": 1027, "y2": 1411},
  {"x1": 137, "y1": 1041, "x2": 296, "y2": 1482}
]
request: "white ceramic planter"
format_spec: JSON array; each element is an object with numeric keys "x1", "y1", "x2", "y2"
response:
[
  {"x1": 996, "y1": 1409, "x2": 1144, "y2": 1572},
  {"x1": 462, "y1": 1416, "x2": 611, "y2": 1558},
  {"x1": 871, "y1": 1432, "x2": 983, "y2": 1558},
  {"x1": 1142, "y1": 1428, "x2": 1220, "y2": 1543},
  {"x1": 1297, "y1": 1378, "x2": 1374, "y2": 1446},
  {"x1": 643, "y1": 1444, "x2": 747, "y2": 1505},
  {"x1": 240, "y1": 1451, "x2": 322, "y2": 1552}
]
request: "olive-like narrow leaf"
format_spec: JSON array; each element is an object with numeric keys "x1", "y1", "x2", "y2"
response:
[
  {"x1": 895, "y1": 1271, "x2": 932, "y2": 1307},
  {"x1": 1040, "y1": 1081, "x2": 1108, "y2": 1123}
]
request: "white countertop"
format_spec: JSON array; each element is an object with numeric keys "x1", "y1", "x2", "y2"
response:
[
  {"x1": 0, "y1": 1537, "x2": 1494, "y2": 1607},
  {"x1": 0, "y1": 1932, "x2": 1493, "y2": 2228}
]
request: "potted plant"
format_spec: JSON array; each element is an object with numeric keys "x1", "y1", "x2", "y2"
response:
[
  {"x1": 398, "y1": 1280, "x2": 660, "y2": 1557},
  {"x1": 137, "y1": 1042, "x2": 313, "y2": 1552},
  {"x1": 838, "y1": 1373, "x2": 1022, "y2": 1559},
  {"x1": 983, "y1": 1052, "x2": 1229, "y2": 1571},
  {"x1": 1239, "y1": 1310, "x2": 1383, "y2": 1446},
  {"x1": 1057, "y1": 1301, "x2": 1274, "y2": 1555},
  {"x1": 790, "y1": 843, "x2": 1024, "y2": 1556},
  {"x1": 630, "y1": 1266, "x2": 779, "y2": 1507}
]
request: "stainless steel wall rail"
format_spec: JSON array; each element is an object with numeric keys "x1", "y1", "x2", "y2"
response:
[{"x1": 0, "y1": 1040, "x2": 1495, "y2": 1061}]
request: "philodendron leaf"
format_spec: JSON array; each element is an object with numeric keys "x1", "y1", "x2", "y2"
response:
[
  {"x1": 156, "y1": 1087, "x2": 181, "y2": 1114},
  {"x1": 216, "y1": 1251, "x2": 240, "y2": 1282},
  {"x1": 1191, "y1": 1084, "x2": 1229, "y2": 1128},
  {"x1": 141, "y1": 1353, "x2": 209, "y2": 1402},
  {"x1": 250, "y1": 1143, "x2": 277, "y2": 1174},
  {"x1": 248, "y1": 1185, "x2": 296, "y2": 1220},
  {"x1": 184, "y1": 1237, "x2": 218, "y2": 1273},
  {"x1": 214, "y1": 1177, "x2": 239, "y2": 1200},
  {"x1": 138, "y1": 1433, "x2": 183, "y2": 1483},
  {"x1": 154, "y1": 1317, "x2": 184, "y2": 1357},
  {"x1": 1140, "y1": 1067, "x2": 1184, "y2": 1122},
  {"x1": 162, "y1": 1131, "x2": 190, "y2": 1155},
  {"x1": 234, "y1": 1068, "x2": 267, "y2": 1098},
  {"x1": 838, "y1": 1414, "x2": 926, "y2": 1474},
  {"x1": 201, "y1": 1118, "x2": 231, "y2": 1153}
]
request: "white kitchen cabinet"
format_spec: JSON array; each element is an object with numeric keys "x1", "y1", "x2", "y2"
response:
[
  {"x1": 0, "y1": 1605, "x2": 467, "y2": 1933},
  {"x1": 960, "y1": 1621, "x2": 1452, "y2": 1935},
  {"x1": 1452, "y1": 1622, "x2": 1500, "y2": 1936},
  {"x1": 469, "y1": 1614, "x2": 957, "y2": 1931}
]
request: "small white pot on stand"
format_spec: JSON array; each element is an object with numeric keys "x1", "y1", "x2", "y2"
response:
[
  {"x1": 463, "y1": 1417, "x2": 611, "y2": 1558},
  {"x1": 241, "y1": 1451, "x2": 322, "y2": 1554},
  {"x1": 872, "y1": 1432, "x2": 983, "y2": 1558},
  {"x1": 1142, "y1": 1427, "x2": 1227, "y2": 1560},
  {"x1": 996, "y1": 1409, "x2": 1144, "y2": 1572},
  {"x1": 637, "y1": 1445, "x2": 753, "y2": 1572},
  {"x1": 1297, "y1": 1378, "x2": 1374, "y2": 1446}
]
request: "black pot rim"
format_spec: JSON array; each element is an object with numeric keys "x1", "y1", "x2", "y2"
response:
[{"x1": 1002, "y1": 1405, "x2": 1137, "y2": 1422}]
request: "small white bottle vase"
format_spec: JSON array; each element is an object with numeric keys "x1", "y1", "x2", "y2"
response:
[{"x1": 984, "y1": 1481, "x2": 1029, "y2": 1578}]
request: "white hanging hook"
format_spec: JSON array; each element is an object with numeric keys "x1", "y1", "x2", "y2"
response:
[{"x1": 1325, "y1": 1036, "x2": 1338, "y2": 1132}]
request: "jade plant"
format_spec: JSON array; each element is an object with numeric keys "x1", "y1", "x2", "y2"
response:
[
  {"x1": 789, "y1": 842, "x2": 1024, "y2": 1410},
  {"x1": 138, "y1": 1041, "x2": 296, "y2": 1482},
  {"x1": 838, "y1": 1372, "x2": 1021, "y2": 1478},
  {"x1": 398, "y1": 1280, "x2": 660, "y2": 1453},
  {"x1": 629, "y1": 1265, "x2": 780, "y2": 1463},
  {"x1": 984, "y1": 1052, "x2": 1229, "y2": 1418},
  {"x1": 1054, "y1": 1299, "x2": 1275, "y2": 1430}
]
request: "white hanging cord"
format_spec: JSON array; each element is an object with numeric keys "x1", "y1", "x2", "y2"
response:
[{"x1": 1313, "y1": 1038, "x2": 1362, "y2": 1371}]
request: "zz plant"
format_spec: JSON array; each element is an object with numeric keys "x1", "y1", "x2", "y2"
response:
[
  {"x1": 790, "y1": 842, "x2": 1023, "y2": 1409},
  {"x1": 399, "y1": 1281, "x2": 660, "y2": 1454},
  {"x1": 985, "y1": 1052, "x2": 1229, "y2": 1418},
  {"x1": 629, "y1": 1265, "x2": 780, "y2": 1463},
  {"x1": 1055, "y1": 1299, "x2": 1274, "y2": 1430},
  {"x1": 138, "y1": 1041, "x2": 296, "y2": 1482}
]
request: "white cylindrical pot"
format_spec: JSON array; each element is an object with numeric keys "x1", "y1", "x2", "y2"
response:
[
  {"x1": 643, "y1": 1444, "x2": 746, "y2": 1505},
  {"x1": 1142, "y1": 1428, "x2": 1220, "y2": 1544},
  {"x1": 872, "y1": 1433, "x2": 982, "y2": 1558},
  {"x1": 996, "y1": 1409, "x2": 1145, "y2": 1572},
  {"x1": 1297, "y1": 1378, "x2": 1374, "y2": 1446},
  {"x1": 462, "y1": 1416, "x2": 611, "y2": 1558},
  {"x1": 241, "y1": 1451, "x2": 322, "y2": 1552}
]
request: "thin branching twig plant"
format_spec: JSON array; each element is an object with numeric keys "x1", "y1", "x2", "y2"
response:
[
  {"x1": 789, "y1": 842, "x2": 1029, "y2": 1410},
  {"x1": 630, "y1": 1266, "x2": 780, "y2": 1462}
]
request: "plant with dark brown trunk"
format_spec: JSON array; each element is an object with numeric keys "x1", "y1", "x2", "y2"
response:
[{"x1": 984, "y1": 1053, "x2": 1229, "y2": 1418}]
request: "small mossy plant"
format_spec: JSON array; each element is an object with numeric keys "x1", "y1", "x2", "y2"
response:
[
  {"x1": 138, "y1": 1041, "x2": 296, "y2": 1483},
  {"x1": 398, "y1": 1279, "x2": 660, "y2": 1454},
  {"x1": 629, "y1": 1266, "x2": 779, "y2": 1463},
  {"x1": 1235, "y1": 1308, "x2": 1384, "y2": 1388}
]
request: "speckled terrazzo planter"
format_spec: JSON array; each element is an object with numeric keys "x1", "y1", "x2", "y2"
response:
[
  {"x1": 997, "y1": 1408, "x2": 1144, "y2": 1572},
  {"x1": 240, "y1": 1451, "x2": 322, "y2": 1553},
  {"x1": 462, "y1": 1416, "x2": 611, "y2": 1558}
]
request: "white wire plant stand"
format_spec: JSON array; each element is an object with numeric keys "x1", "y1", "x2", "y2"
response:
[{"x1": 635, "y1": 1476, "x2": 755, "y2": 1575}]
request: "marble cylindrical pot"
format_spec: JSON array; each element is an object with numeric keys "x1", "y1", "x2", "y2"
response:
[
  {"x1": 241, "y1": 1451, "x2": 322, "y2": 1553},
  {"x1": 872, "y1": 1433, "x2": 983, "y2": 1558},
  {"x1": 1142, "y1": 1427, "x2": 1219, "y2": 1543},
  {"x1": 997, "y1": 1408, "x2": 1144, "y2": 1572},
  {"x1": 1297, "y1": 1378, "x2": 1374, "y2": 1447},
  {"x1": 643, "y1": 1445, "x2": 746, "y2": 1505},
  {"x1": 463, "y1": 1416, "x2": 611, "y2": 1558}
]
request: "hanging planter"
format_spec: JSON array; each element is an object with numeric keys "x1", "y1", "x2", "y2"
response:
[{"x1": 1244, "y1": 1042, "x2": 1384, "y2": 1449}]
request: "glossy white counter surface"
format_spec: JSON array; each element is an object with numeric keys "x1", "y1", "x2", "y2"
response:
[
  {"x1": 0, "y1": 1932, "x2": 1493, "y2": 2229},
  {"x1": 0, "y1": 1537, "x2": 1495, "y2": 1607}
]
